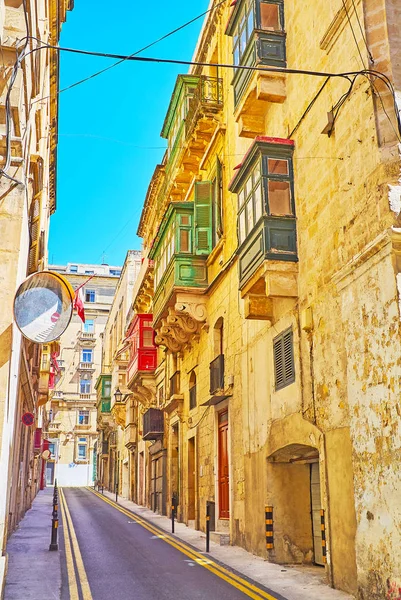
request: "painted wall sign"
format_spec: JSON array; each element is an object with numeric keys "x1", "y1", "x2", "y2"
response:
[
  {"x1": 14, "y1": 271, "x2": 74, "y2": 343},
  {"x1": 21, "y1": 412, "x2": 35, "y2": 426}
]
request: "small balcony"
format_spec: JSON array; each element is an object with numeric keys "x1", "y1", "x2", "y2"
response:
[
  {"x1": 52, "y1": 390, "x2": 63, "y2": 400},
  {"x1": 101, "y1": 440, "x2": 109, "y2": 457},
  {"x1": 163, "y1": 371, "x2": 184, "y2": 414},
  {"x1": 124, "y1": 423, "x2": 137, "y2": 450},
  {"x1": 80, "y1": 393, "x2": 92, "y2": 400},
  {"x1": 127, "y1": 350, "x2": 157, "y2": 387},
  {"x1": 75, "y1": 423, "x2": 91, "y2": 432},
  {"x1": 143, "y1": 409, "x2": 164, "y2": 441},
  {"x1": 210, "y1": 355, "x2": 224, "y2": 394},
  {"x1": 100, "y1": 399, "x2": 111, "y2": 413},
  {"x1": 185, "y1": 76, "x2": 223, "y2": 140},
  {"x1": 153, "y1": 255, "x2": 208, "y2": 325},
  {"x1": 78, "y1": 362, "x2": 95, "y2": 371},
  {"x1": 78, "y1": 331, "x2": 95, "y2": 341},
  {"x1": 48, "y1": 421, "x2": 61, "y2": 431}
]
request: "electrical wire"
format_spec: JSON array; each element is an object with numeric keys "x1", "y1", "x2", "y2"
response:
[
  {"x1": 57, "y1": 0, "x2": 228, "y2": 97},
  {"x1": 350, "y1": 0, "x2": 374, "y2": 65},
  {"x1": 0, "y1": 6, "x2": 30, "y2": 183},
  {"x1": 341, "y1": 0, "x2": 366, "y2": 68}
]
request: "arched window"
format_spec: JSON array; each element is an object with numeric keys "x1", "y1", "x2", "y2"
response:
[
  {"x1": 213, "y1": 317, "x2": 224, "y2": 358},
  {"x1": 189, "y1": 371, "x2": 197, "y2": 410}
]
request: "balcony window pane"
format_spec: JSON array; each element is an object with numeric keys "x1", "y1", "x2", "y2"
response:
[
  {"x1": 143, "y1": 329, "x2": 154, "y2": 347},
  {"x1": 238, "y1": 189, "x2": 245, "y2": 208},
  {"x1": 247, "y1": 8, "x2": 254, "y2": 37},
  {"x1": 180, "y1": 229, "x2": 190, "y2": 252},
  {"x1": 253, "y1": 161, "x2": 261, "y2": 183},
  {"x1": 234, "y1": 42, "x2": 240, "y2": 66},
  {"x1": 254, "y1": 183, "x2": 262, "y2": 221},
  {"x1": 246, "y1": 198, "x2": 253, "y2": 233},
  {"x1": 239, "y1": 210, "x2": 246, "y2": 244},
  {"x1": 268, "y1": 180, "x2": 292, "y2": 215},
  {"x1": 78, "y1": 445, "x2": 86, "y2": 459},
  {"x1": 181, "y1": 215, "x2": 190, "y2": 225},
  {"x1": 260, "y1": 3, "x2": 280, "y2": 31},
  {"x1": 240, "y1": 26, "x2": 247, "y2": 55},
  {"x1": 268, "y1": 158, "x2": 288, "y2": 175}
]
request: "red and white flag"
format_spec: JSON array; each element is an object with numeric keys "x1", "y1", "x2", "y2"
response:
[{"x1": 73, "y1": 288, "x2": 85, "y2": 323}]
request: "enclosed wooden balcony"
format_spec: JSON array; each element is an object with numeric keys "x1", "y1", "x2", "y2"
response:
[
  {"x1": 226, "y1": 0, "x2": 287, "y2": 137},
  {"x1": 143, "y1": 408, "x2": 164, "y2": 441},
  {"x1": 230, "y1": 136, "x2": 298, "y2": 320}
]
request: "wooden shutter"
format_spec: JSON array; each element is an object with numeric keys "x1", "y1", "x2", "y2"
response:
[
  {"x1": 28, "y1": 195, "x2": 41, "y2": 274},
  {"x1": 194, "y1": 181, "x2": 213, "y2": 255},
  {"x1": 274, "y1": 328, "x2": 295, "y2": 390}
]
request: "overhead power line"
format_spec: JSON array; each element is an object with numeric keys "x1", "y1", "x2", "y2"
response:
[
  {"x1": 26, "y1": 41, "x2": 401, "y2": 140},
  {"x1": 57, "y1": 0, "x2": 228, "y2": 96}
]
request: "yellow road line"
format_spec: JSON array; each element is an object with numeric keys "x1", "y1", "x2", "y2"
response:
[
  {"x1": 87, "y1": 487, "x2": 279, "y2": 600},
  {"x1": 60, "y1": 489, "x2": 93, "y2": 600},
  {"x1": 59, "y1": 488, "x2": 79, "y2": 600}
]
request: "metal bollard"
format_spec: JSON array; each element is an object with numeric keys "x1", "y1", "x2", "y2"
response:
[
  {"x1": 102, "y1": 484, "x2": 104, "y2": 495},
  {"x1": 49, "y1": 483, "x2": 59, "y2": 551},
  {"x1": 115, "y1": 482, "x2": 118, "y2": 504},
  {"x1": 171, "y1": 497, "x2": 175, "y2": 534},
  {"x1": 206, "y1": 502, "x2": 210, "y2": 553}
]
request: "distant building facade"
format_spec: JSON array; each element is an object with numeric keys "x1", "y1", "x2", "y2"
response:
[
  {"x1": 46, "y1": 263, "x2": 121, "y2": 487},
  {"x1": 96, "y1": 251, "x2": 142, "y2": 497}
]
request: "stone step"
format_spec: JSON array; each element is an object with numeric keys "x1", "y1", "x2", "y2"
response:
[{"x1": 210, "y1": 531, "x2": 230, "y2": 546}]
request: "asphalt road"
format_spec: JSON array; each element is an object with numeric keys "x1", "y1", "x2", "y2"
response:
[{"x1": 61, "y1": 487, "x2": 258, "y2": 600}]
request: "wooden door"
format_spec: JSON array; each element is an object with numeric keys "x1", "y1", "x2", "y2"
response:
[
  {"x1": 218, "y1": 410, "x2": 229, "y2": 519},
  {"x1": 311, "y1": 463, "x2": 324, "y2": 566},
  {"x1": 188, "y1": 437, "x2": 195, "y2": 521},
  {"x1": 139, "y1": 452, "x2": 144, "y2": 506}
]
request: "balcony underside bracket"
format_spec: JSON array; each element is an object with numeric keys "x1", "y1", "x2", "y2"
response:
[{"x1": 155, "y1": 295, "x2": 207, "y2": 352}]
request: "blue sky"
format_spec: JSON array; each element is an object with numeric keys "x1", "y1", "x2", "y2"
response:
[{"x1": 49, "y1": 0, "x2": 209, "y2": 267}]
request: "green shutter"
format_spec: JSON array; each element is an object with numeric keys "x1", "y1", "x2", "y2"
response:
[{"x1": 194, "y1": 181, "x2": 213, "y2": 255}]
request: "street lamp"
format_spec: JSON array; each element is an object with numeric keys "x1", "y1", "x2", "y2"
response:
[{"x1": 114, "y1": 388, "x2": 123, "y2": 403}]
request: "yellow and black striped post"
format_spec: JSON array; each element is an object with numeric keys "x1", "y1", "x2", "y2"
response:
[
  {"x1": 265, "y1": 506, "x2": 274, "y2": 550},
  {"x1": 321, "y1": 509, "x2": 327, "y2": 564},
  {"x1": 206, "y1": 502, "x2": 210, "y2": 553}
]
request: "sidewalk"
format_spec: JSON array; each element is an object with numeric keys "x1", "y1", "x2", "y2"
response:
[
  {"x1": 100, "y1": 489, "x2": 354, "y2": 600},
  {"x1": 3, "y1": 489, "x2": 61, "y2": 600}
]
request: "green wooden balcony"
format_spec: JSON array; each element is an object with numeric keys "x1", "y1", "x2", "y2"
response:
[{"x1": 153, "y1": 254, "x2": 208, "y2": 324}]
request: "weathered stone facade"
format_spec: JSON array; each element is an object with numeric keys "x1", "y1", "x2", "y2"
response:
[
  {"x1": 103, "y1": 1, "x2": 401, "y2": 597},
  {"x1": 0, "y1": 0, "x2": 72, "y2": 593}
]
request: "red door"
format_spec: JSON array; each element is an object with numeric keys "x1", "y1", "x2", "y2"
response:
[{"x1": 218, "y1": 410, "x2": 229, "y2": 519}]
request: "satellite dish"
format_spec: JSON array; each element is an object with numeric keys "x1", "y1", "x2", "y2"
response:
[{"x1": 14, "y1": 271, "x2": 74, "y2": 343}]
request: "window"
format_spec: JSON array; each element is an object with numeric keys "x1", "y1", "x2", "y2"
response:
[
  {"x1": 189, "y1": 372, "x2": 197, "y2": 410},
  {"x1": 232, "y1": 0, "x2": 255, "y2": 66},
  {"x1": 80, "y1": 376, "x2": 91, "y2": 394},
  {"x1": 85, "y1": 289, "x2": 95, "y2": 303},
  {"x1": 110, "y1": 269, "x2": 121, "y2": 276},
  {"x1": 273, "y1": 328, "x2": 295, "y2": 390},
  {"x1": 103, "y1": 379, "x2": 111, "y2": 398},
  {"x1": 260, "y1": 1, "x2": 283, "y2": 31},
  {"x1": 78, "y1": 445, "x2": 87, "y2": 459},
  {"x1": 48, "y1": 443, "x2": 56, "y2": 458},
  {"x1": 84, "y1": 319, "x2": 94, "y2": 333},
  {"x1": 81, "y1": 349, "x2": 93, "y2": 363},
  {"x1": 232, "y1": 139, "x2": 296, "y2": 248},
  {"x1": 78, "y1": 410, "x2": 90, "y2": 425},
  {"x1": 70, "y1": 265, "x2": 78, "y2": 273},
  {"x1": 85, "y1": 270, "x2": 94, "y2": 275}
]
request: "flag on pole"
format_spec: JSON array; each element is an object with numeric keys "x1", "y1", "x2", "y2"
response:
[{"x1": 73, "y1": 288, "x2": 85, "y2": 323}]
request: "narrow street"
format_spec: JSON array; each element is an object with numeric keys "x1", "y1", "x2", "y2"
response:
[{"x1": 59, "y1": 488, "x2": 282, "y2": 600}]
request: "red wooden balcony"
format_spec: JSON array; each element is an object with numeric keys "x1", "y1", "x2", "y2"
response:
[{"x1": 127, "y1": 314, "x2": 157, "y2": 386}]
